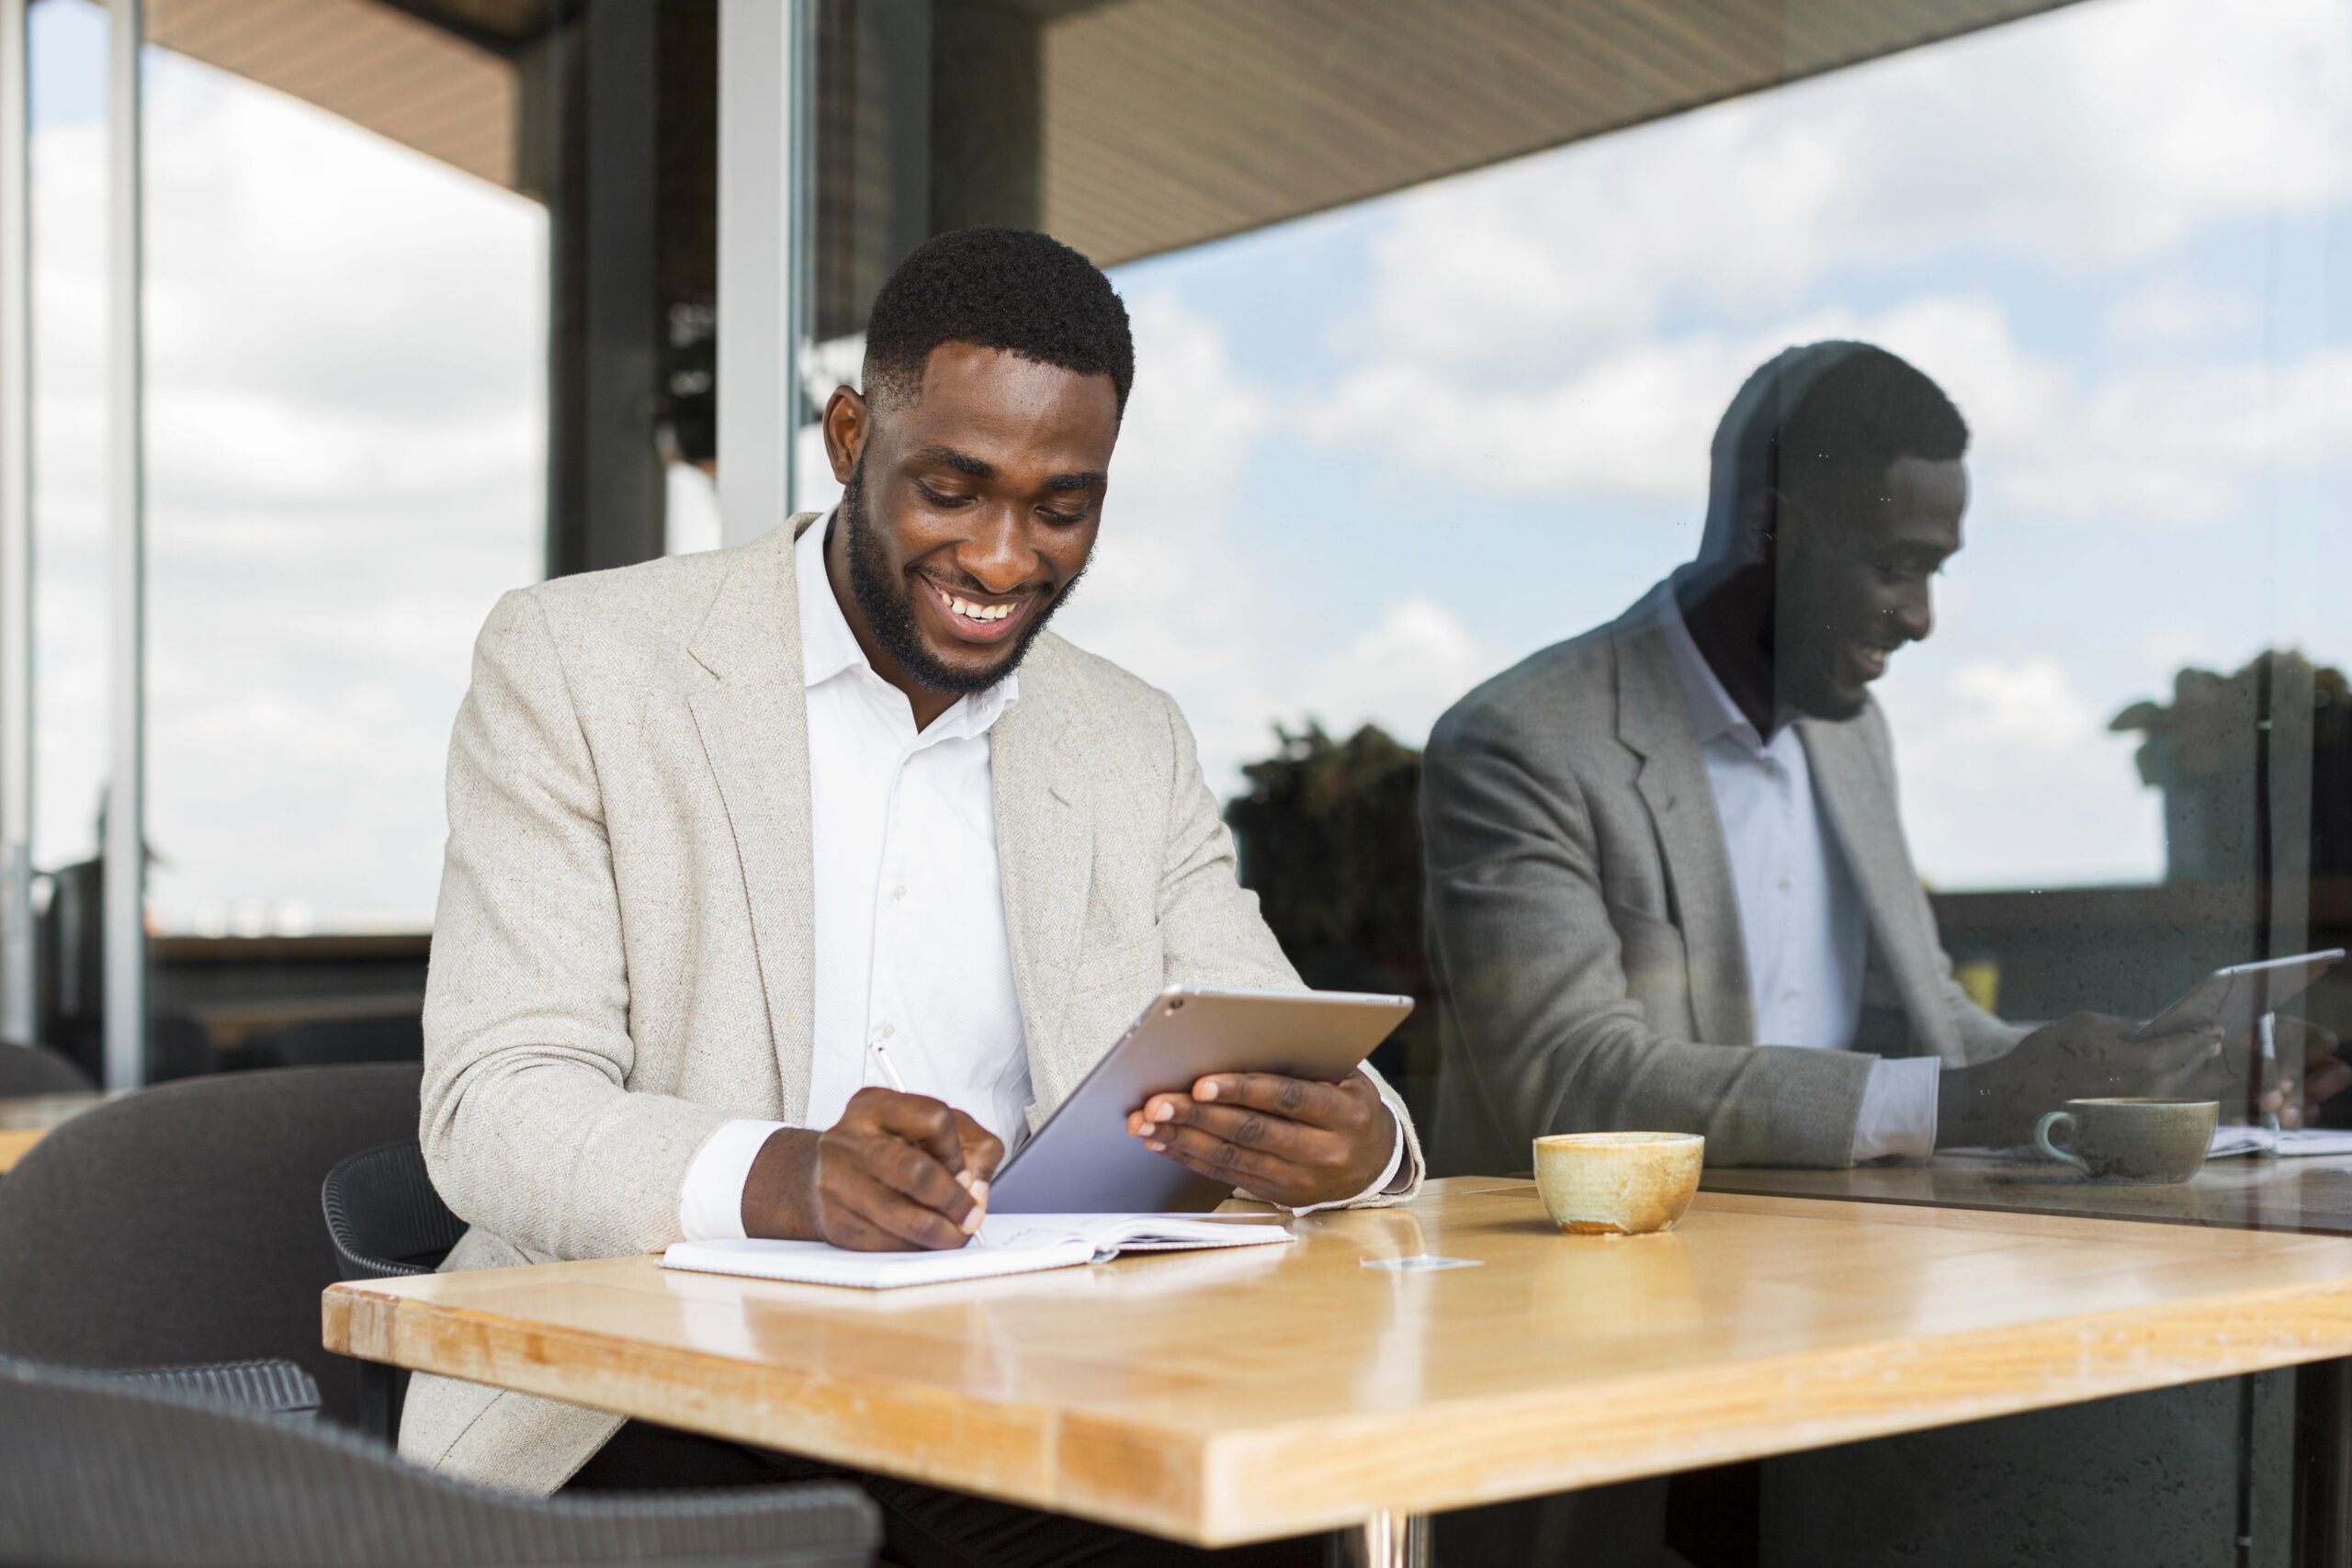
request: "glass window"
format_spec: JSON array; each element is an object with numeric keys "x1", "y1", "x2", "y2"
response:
[
  {"x1": 23, "y1": 0, "x2": 718, "y2": 1074},
  {"x1": 799, "y1": 0, "x2": 2350, "y2": 1233}
]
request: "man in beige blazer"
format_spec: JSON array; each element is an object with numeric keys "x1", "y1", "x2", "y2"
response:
[
  {"x1": 406, "y1": 228, "x2": 1418, "y2": 1565},
  {"x1": 1422, "y1": 343, "x2": 2325, "y2": 1184}
]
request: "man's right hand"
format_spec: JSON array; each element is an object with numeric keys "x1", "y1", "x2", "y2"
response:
[
  {"x1": 1937, "y1": 1011, "x2": 2226, "y2": 1149},
  {"x1": 740, "y1": 1088, "x2": 1005, "y2": 1250}
]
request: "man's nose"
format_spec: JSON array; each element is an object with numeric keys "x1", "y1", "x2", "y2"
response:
[
  {"x1": 1891, "y1": 586, "x2": 1933, "y2": 645},
  {"x1": 959, "y1": 508, "x2": 1038, "y2": 593}
]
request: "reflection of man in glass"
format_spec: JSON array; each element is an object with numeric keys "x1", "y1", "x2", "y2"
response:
[{"x1": 1421, "y1": 342, "x2": 2346, "y2": 1170}]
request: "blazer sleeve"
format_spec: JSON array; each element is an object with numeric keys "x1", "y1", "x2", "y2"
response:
[
  {"x1": 1150, "y1": 690, "x2": 1425, "y2": 1204},
  {"x1": 419, "y1": 590, "x2": 736, "y2": 1260},
  {"x1": 1420, "y1": 696, "x2": 1873, "y2": 1168}
]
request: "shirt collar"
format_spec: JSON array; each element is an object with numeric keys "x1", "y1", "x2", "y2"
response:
[
  {"x1": 1652, "y1": 577, "x2": 1764, "y2": 753},
  {"x1": 793, "y1": 509, "x2": 1020, "y2": 735}
]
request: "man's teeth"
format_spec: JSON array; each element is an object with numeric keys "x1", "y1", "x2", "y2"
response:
[{"x1": 946, "y1": 592, "x2": 1012, "y2": 623}]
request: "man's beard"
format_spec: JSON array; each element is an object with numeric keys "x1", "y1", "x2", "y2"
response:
[{"x1": 840, "y1": 455, "x2": 1084, "y2": 697}]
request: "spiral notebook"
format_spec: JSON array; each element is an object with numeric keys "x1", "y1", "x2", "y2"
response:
[{"x1": 661, "y1": 1213, "x2": 1293, "y2": 1291}]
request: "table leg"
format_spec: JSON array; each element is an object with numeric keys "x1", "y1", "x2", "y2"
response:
[
  {"x1": 1328, "y1": 1510, "x2": 1429, "y2": 1568},
  {"x1": 356, "y1": 1360, "x2": 396, "y2": 1444}
]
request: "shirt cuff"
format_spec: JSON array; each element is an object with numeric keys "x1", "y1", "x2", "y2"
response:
[
  {"x1": 1852, "y1": 1056, "x2": 1939, "y2": 1162},
  {"x1": 678, "y1": 1117, "x2": 790, "y2": 1242},
  {"x1": 1288, "y1": 1077, "x2": 1409, "y2": 1215}
]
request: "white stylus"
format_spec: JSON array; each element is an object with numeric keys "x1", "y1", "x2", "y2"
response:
[
  {"x1": 868, "y1": 1036, "x2": 982, "y2": 1209},
  {"x1": 2259, "y1": 1010, "x2": 2282, "y2": 1148}
]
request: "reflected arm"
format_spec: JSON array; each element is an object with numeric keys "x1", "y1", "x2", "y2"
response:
[{"x1": 1420, "y1": 697, "x2": 1874, "y2": 1168}]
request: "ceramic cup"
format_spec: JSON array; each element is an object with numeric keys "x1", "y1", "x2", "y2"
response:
[
  {"x1": 1533, "y1": 1132, "x2": 1705, "y2": 1235},
  {"x1": 2033, "y1": 1098, "x2": 2218, "y2": 1183}
]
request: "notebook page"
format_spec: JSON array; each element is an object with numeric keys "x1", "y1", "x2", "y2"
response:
[
  {"x1": 2209, "y1": 1126, "x2": 2352, "y2": 1159},
  {"x1": 978, "y1": 1213, "x2": 1295, "y2": 1258},
  {"x1": 662, "y1": 1213, "x2": 1291, "y2": 1290},
  {"x1": 662, "y1": 1229, "x2": 1094, "y2": 1290}
]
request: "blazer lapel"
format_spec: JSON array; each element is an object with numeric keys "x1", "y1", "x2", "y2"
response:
[
  {"x1": 990, "y1": 671, "x2": 1095, "y2": 1115},
  {"x1": 686, "y1": 514, "x2": 821, "y2": 1122},
  {"x1": 1798, "y1": 712, "x2": 1963, "y2": 1064},
  {"x1": 1611, "y1": 598, "x2": 1756, "y2": 1045}
]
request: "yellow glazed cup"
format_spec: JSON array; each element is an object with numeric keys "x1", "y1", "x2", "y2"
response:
[{"x1": 1533, "y1": 1132, "x2": 1705, "y2": 1235}]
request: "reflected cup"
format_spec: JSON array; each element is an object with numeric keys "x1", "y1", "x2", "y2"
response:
[
  {"x1": 1533, "y1": 1132, "x2": 1704, "y2": 1235},
  {"x1": 2033, "y1": 1098, "x2": 2217, "y2": 1184}
]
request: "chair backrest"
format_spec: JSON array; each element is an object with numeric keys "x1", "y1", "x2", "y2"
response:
[
  {"x1": 322, "y1": 1139, "x2": 468, "y2": 1280},
  {"x1": 0, "y1": 1040, "x2": 97, "y2": 1096},
  {"x1": 0, "y1": 1064, "x2": 424, "y2": 1427},
  {"x1": 0, "y1": 1358, "x2": 880, "y2": 1568}
]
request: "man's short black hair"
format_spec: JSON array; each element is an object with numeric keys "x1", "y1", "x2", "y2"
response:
[
  {"x1": 1775, "y1": 344, "x2": 1970, "y2": 506},
  {"x1": 861, "y1": 227, "x2": 1135, "y2": 416}
]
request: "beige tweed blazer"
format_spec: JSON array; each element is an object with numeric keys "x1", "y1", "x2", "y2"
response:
[{"x1": 401, "y1": 514, "x2": 1424, "y2": 1493}]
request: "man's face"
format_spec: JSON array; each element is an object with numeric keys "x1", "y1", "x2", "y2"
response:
[
  {"x1": 1772, "y1": 455, "x2": 1967, "y2": 721},
  {"x1": 826, "y1": 343, "x2": 1119, "y2": 697}
]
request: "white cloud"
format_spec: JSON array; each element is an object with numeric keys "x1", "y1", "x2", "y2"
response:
[
  {"x1": 1289, "y1": 597, "x2": 1504, "y2": 751},
  {"x1": 1340, "y1": 0, "x2": 2349, "y2": 375},
  {"x1": 1879, "y1": 656, "x2": 2163, "y2": 889},
  {"x1": 1306, "y1": 0, "x2": 2350, "y2": 531},
  {"x1": 31, "y1": 53, "x2": 546, "y2": 930},
  {"x1": 1055, "y1": 294, "x2": 1512, "y2": 789}
]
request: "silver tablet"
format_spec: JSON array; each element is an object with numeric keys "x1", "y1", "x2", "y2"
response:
[
  {"x1": 987, "y1": 985, "x2": 1414, "y2": 1215},
  {"x1": 2134, "y1": 948, "x2": 2344, "y2": 1042}
]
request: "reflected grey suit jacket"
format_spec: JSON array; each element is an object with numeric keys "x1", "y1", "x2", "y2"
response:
[
  {"x1": 1420, "y1": 582, "x2": 2023, "y2": 1175},
  {"x1": 401, "y1": 514, "x2": 1422, "y2": 1494}
]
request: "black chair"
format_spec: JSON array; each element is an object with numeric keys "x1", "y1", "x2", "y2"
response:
[
  {"x1": 322, "y1": 1137, "x2": 469, "y2": 1438},
  {"x1": 323, "y1": 1138, "x2": 466, "y2": 1280},
  {"x1": 0, "y1": 1358, "x2": 880, "y2": 1567},
  {"x1": 107, "y1": 1357, "x2": 324, "y2": 1418},
  {"x1": 0, "y1": 1039, "x2": 96, "y2": 1096},
  {"x1": 0, "y1": 1063, "x2": 424, "y2": 1428}
]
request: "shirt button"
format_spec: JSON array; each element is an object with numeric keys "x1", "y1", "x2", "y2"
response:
[
  {"x1": 876, "y1": 1023, "x2": 895, "y2": 1040},
  {"x1": 892, "y1": 885, "x2": 907, "y2": 901},
  {"x1": 1777, "y1": 876, "x2": 1792, "y2": 892}
]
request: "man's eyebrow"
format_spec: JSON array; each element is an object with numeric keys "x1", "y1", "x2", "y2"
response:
[
  {"x1": 1043, "y1": 471, "x2": 1108, "y2": 493},
  {"x1": 911, "y1": 446, "x2": 995, "y2": 479}
]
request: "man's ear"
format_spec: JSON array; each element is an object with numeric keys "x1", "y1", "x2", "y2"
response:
[
  {"x1": 821, "y1": 387, "x2": 869, "y2": 484},
  {"x1": 1741, "y1": 489, "x2": 1783, "y2": 566}
]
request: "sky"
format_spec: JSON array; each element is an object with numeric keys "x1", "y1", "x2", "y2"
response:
[
  {"x1": 1048, "y1": 0, "x2": 2352, "y2": 893},
  {"x1": 28, "y1": 0, "x2": 543, "y2": 932},
  {"x1": 24, "y1": 0, "x2": 2352, "y2": 929}
]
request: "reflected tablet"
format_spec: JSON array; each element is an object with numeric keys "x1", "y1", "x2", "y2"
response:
[
  {"x1": 2134, "y1": 948, "x2": 2345, "y2": 1043},
  {"x1": 987, "y1": 986, "x2": 1414, "y2": 1216}
]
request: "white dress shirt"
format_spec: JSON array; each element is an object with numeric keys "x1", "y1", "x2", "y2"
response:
[
  {"x1": 1655, "y1": 583, "x2": 1939, "y2": 1160},
  {"x1": 680, "y1": 514, "x2": 1399, "y2": 1240}
]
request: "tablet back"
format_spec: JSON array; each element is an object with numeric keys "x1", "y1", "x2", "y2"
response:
[{"x1": 988, "y1": 987, "x2": 1414, "y2": 1215}]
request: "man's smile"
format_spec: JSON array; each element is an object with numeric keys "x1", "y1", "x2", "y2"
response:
[
  {"x1": 1847, "y1": 640, "x2": 1901, "y2": 683},
  {"x1": 917, "y1": 572, "x2": 1038, "y2": 646}
]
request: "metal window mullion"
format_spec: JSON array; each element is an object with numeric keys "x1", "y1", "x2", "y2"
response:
[
  {"x1": 0, "y1": 0, "x2": 33, "y2": 1046},
  {"x1": 103, "y1": 0, "x2": 145, "y2": 1089},
  {"x1": 716, "y1": 0, "x2": 803, "y2": 548}
]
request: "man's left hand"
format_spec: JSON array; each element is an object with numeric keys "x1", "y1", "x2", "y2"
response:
[
  {"x1": 1125, "y1": 1070, "x2": 1395, "y2": 1208},
  {"x1": 2260, "y1": 1018, "x2": 2352, "y2": 1128}
]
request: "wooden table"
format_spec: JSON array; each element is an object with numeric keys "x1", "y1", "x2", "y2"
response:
[
  {"x1": 1704, "y1": 1149, "x2": 2352, "y2": 1234},
  {"x1": 0, "y1": 1092, "x2": 103, "y2": 1174},
  {"x1": 323, "y1": 1178, "x2": 2352, "y2": 1562}
]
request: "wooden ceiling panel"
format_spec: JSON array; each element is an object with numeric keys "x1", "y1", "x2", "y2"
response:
[
  {"x1": 1040, "y1": 0, "x2": 2083, "y2": 266},
  {"x1": 137, "y1": 0, "x2": 518, "y2": 190}
]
